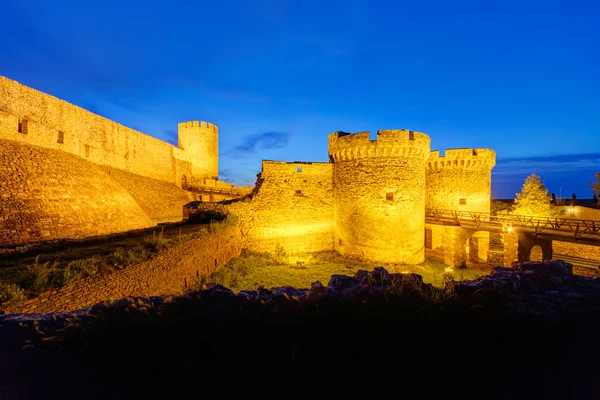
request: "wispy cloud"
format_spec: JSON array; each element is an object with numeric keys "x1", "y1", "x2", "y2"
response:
[
  {"x1": 227, "y1": 131, "x2": 292, "y2": 156},
  {"x1": 494, "y1": 153, "x2": 600, "y2": 176}
]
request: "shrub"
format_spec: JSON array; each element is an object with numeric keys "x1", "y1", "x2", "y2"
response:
[
  {"x1": 0, "y1": 282, "x2": 25, "y2": 304},
  {"x1": 143, "y1": 228, "x2": 172, "y2": 252}
]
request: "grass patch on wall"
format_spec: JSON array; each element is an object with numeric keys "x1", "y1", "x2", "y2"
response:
[
  {"x1": 195, "y1": 250, "x2": 487, "y2": 292},
  {"x1": 0, "y1": 219, "x2": 236, "y2": 303}
]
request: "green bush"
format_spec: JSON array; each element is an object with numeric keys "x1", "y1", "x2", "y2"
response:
[{"x1": 0, "y1": 282, "x2": 25, "y2": 303}]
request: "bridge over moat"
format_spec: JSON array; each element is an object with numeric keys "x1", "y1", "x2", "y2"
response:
[{"x1": 425, "y1": 208, "x2": 600, "y2": 274}]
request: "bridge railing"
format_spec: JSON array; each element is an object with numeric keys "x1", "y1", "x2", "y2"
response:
[{"x1": 425, "y1": 208, "x2": 600, "y2": 238}]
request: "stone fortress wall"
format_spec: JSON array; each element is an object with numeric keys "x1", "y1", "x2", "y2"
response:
[
  {"x1": 0, "y1": 76, "x2": 243, "y2": 247},
  {"x1": 425, "y1": 148, "x2": 497, "y2": 265},
  {"x1": 226, "y1": 161, "x2": 334, "y2": 254},
  {"x1": 0, "y1": 76, "x2": 219, "y2": 186}
]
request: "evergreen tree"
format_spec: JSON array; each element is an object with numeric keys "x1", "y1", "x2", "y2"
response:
[{"x1": 512, "y1": 173, "x2": 563, "y2": 217}]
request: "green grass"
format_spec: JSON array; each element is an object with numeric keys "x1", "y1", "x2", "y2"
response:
[
  {"x1": 196, "y1": 250, "x2": 488, "y2": 292},
  {"x1": 0, "y1": 218, "x2": 236, "y2": 302}
]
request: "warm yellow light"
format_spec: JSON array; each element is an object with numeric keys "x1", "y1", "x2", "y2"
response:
[
  {"x1": 444, "y1": 267, "x2": 454, "y2": 273},
  {"x1": 507, "y1": 227, "x2": 513, "y2": 232}
]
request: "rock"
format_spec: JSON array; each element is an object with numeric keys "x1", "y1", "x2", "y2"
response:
[
  {"x1": 353, "y1": 270, "x2": 370, "y2": 285},
  {"x1": 368, "y1": 267, "x2": 391, "y2": 286},
  {"x1": 513, "y1": 260, "x2": 573, "y2": 276},
  {"x1": 200, "y1": 283, "x2": 234, "y2": 296},
  {"x1": 236, "y1": 290, "x2": 257, "y2": 298},
  {"x1": 328, "y1": 275, "x2": 360, "y2": 290},
  {"x1": 271, "y1": 286, "x2": 308, "y2": 297},
  {"x1": 453, "y1": 281, "x2": 481, "y2": 295}
]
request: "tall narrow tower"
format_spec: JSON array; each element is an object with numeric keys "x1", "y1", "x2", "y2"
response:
[{"x1": 177, "y1": 121, "x2": 218, "y2": 180}]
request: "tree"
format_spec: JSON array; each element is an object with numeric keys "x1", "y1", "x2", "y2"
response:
[
  {"x1": 588, "y1": 172, "x2": 600, "y2": 204},
  {"x1": 512, "y1": 173, "x2": 563, "y2": 217}
]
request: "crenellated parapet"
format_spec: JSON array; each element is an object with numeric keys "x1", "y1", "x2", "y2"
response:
[
  {"x1": 428, "y1": 148, "x2": 496, "y2": 171},
  {"x1": 328, "y1": 130, "x2": 431, "y2": 163},
  {"x1": 177, "y1": 121, "x2": 218, "y2": 132}
]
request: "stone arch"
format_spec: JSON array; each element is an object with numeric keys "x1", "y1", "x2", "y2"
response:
[
  {"x1": 517, "y1": 235, "x2": 552, "y2": 262},
  {"x1": 530, "y1": 245, "x2": 543, "y2": 262},
  {"x1": 181, "y1": 174, "x2": 188, "y2": 188},
  {"x1": 466, "y1": 230, "x2": 490, "y2": 264}
]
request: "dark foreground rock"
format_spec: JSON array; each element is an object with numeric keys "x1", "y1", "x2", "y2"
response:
[{"x1": 2, "y1": 261, "x2": 600, "y2": 400}]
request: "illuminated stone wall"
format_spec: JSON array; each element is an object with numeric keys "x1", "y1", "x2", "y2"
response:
[
  {"x1": 220, "y1": 161, "x2": 334, "y2": 254},
  {"x1": 0, "y1": 76, "x2": 244, "y2": 245},
  {"x1": 553, "y1": 241, "x2": 600, "y2": 262},
  {"x1": 426, "y1": 148, "x2": 496, "y2": 213},
  {"x1": 329, "y1": 130, "x2": 431, "y2": 264},
  {"x1": 0, "y1": 139, "x2": 153, "y2": 245},
  {"x1": 0, "y1": 76, "x2": 219, "y2": 185}
]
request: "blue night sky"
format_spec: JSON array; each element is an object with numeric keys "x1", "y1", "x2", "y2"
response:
[{"x1": 1, "y1": 0, "x2": 599, "y2": 199}]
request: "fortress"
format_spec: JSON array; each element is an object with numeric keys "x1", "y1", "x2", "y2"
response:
[
  {"x1": 0, "y1": 75, "x2": 496, "y2": 265},
  {"x1": 0, "y1": 76, "x2": 251, "y2": 247},
  {"x1": 191, "y1": 131, "x2": 496, "y2": 265}
]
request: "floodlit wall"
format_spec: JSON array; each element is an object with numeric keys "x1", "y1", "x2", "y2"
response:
[
  {"x1": 0, "y1": 76, "x2": 219, "y2": 185},
  {"x1": 426, "y1": 148, "x2": 496, "y2": 213},
  {"x1": 225, "y1": 161, "x2": 334, "y2": 254},
  {"x1": 0, "y1": 139, "x2": 153, "y2": 246}
]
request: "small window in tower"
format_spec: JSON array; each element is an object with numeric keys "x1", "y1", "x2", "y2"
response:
[
  {"x1": 339, "y1": 239, "x2": 343, "y2": 246},
  {"x1": 18, "y1": 119, "x2": 28, "y2": 134},
  {"x1": 386, "y1": 192, "x2": 394, "y2": 201},
  {"x1": 295, "y1": 190, "x2": 303, "y2": 196},
  {"x1": 459, "y1": 198, "x2": 467, "y2": 205},
  {"x1": 296, "y1": 167, "x2": 302, "y2": 172},
  {"x1": 57, "y1": 131, "x2": 64, "y2": 144},
  {"x1": 85, "y1": 144, "x2": 90, "y2": 158}
]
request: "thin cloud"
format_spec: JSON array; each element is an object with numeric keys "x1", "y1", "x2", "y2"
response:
[
  {"x1": 227, "y1": 131, "x2": 291, "y2": 155},
  {"x1": 494, "y1": 153, "x2": 600, "y2": 176}
]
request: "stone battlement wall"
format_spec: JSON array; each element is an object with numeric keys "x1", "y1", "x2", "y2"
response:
[
  {"x1": 426, "y1": 148, "x2": 496, "y2": 213},
  {"x1": 428, "y1": 148, "x2": 496, "y2": 170},
  {"x1": 2, "y1": 226, "x2": 242, "y2": 314},
  {"x1": 0, "y1": 76, "x2": 216, "y2": 185},
  {"x1": 177, "y1": 120, "x2": 218, "y2": 131},
  {"x1": 328, "y1": 130, "x2": 431, "y2": 162},
  {"x1": 216, "y1": 161, "x2": 334, "y2": 254}
]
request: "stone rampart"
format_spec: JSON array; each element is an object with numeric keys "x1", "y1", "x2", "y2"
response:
[
  {"x1": 0, "y1": 139, "x2": 195, "y2": 246},
  {"x1": 426, "y1": 148, "x2": 496, "y2": 213},
  {"x1": 2, "y1": 226, "x2": 241, "y2": 314}
]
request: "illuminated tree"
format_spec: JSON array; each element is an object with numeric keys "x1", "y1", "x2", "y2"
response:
[
  {"x1": 512, "y1": 173, "x2": 563, "y2": 217},
  {"x1": 588, "y1": 172, "x2": 600, "y2": 202}
]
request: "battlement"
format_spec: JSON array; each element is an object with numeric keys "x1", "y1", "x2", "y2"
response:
[
  {"x1": 261, "y1": 160, "x2": 333, "y2": 176},
  {"x1": 178, "y1": 121, "x2": 218, "y2": 132},
  {"x1": 328, "y1": 129, "x2": 431, "y2": 163},
  {"x1": 428, "y1": 148, "x2": 496, "y2": 170}
]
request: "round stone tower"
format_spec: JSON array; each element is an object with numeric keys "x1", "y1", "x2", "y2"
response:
[
  {"x1": 177, "y1": 121, "x2": 218, "y2": 180},
  {"x1": 328, "y1": 129, "x2": 431, "y2": 264}
]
